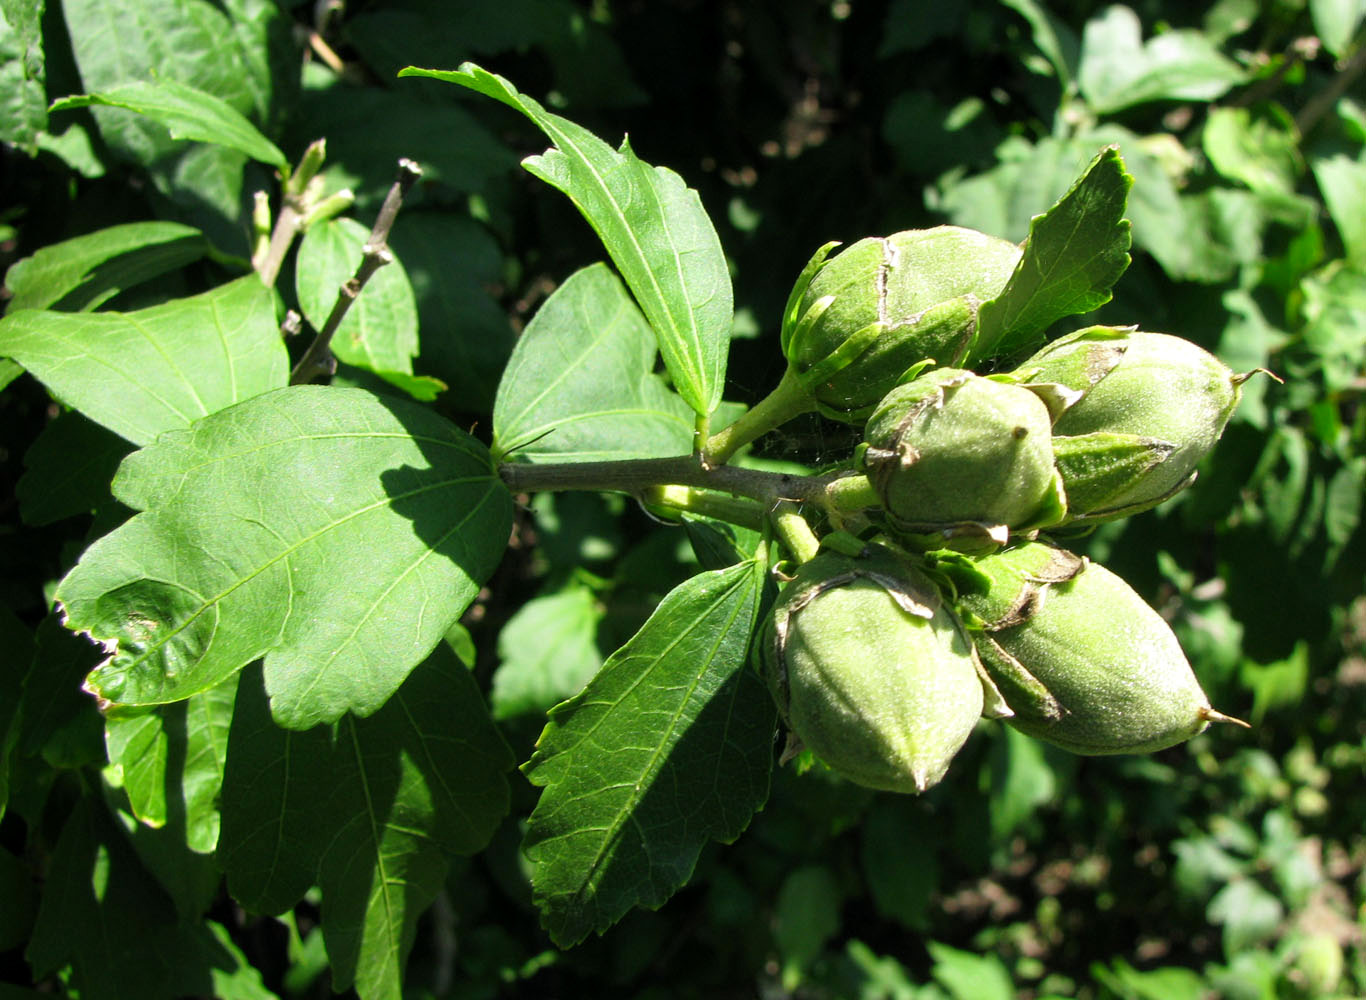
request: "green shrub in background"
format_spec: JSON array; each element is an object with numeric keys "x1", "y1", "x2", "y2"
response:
[{"x1": 1, "y1": 2, "x2": 1363, "y2": 998}]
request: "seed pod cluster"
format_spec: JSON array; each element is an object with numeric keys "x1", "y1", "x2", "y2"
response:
[{"x1": 760, "y1": 227, "x2": 1250, "y2": 793}]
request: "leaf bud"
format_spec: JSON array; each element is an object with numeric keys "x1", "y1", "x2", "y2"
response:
[
  {"x1": 861, "y1": 369, "x2": 1066, "y2": 551},
  {"x1": 764, "y1": 546, "x2": 985, "y2": 793},
  {"x1": 948, "y1": 541, "x2": 1243, "y2": 754},
  {"x1": 1018, "y1": 327, "x2": 1245, "y2": 521},
  {"x1": 781, "y1": 227, "x2": 1022, "y2": 421}
]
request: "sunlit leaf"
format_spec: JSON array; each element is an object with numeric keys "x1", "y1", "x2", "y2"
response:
[{"x1": 57, "y1": 385, "x2": 512, "y2": 729}]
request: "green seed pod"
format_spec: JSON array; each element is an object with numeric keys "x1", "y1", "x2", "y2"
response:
[
  {"x1": 781, "y1": 227, "x2": 1022, "y2": 421},
  {"x1": 861, "y1": 369, "x2": 1066, "y2": 551},
  {"x1": 950, "y1": 541, "x2": 1242, "y2": 755},
  {"x1": 1019, "y1": 327, "x2": 1246, "y2": 521},
  {"x1": 764, "y1": 546, "x2": 985, "y2": 793}
]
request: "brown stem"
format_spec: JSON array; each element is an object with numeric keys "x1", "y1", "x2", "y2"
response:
[{"x1": 289, "y1": 159, "x2": 423, "y2": 386}]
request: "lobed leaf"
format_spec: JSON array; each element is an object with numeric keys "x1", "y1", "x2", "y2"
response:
[
  {"x1": 521, "y1": 559, "x2": 775, "y2": 946},
  {"x1": 490, "y1": 585, "x2": 604, "y2": 720},
  {"x1": 51, "y1": 78, "x2": 287, "y2": 169},
  {"x1": 0, "y1": 273, "x2": 286, "y2": 446},
  {"x1": 402, "y1": 62, "x2": 732, "y2": 420},
  {"x1": 492, "y1": 262, "x2": 695, "y2": 462},
  {"x1": 2, "y1": 220, "x2": 208, "y2": 313},
  {"x1": 56, "y1": 385, "x2": 512, "y2": 729},
  {"x1": 972, "y1": 145, "x2": 1132, "y2": 363}
]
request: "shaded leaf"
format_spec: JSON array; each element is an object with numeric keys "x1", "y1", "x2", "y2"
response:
[
  {"x1": 493, "y1": 262, "x2": 694, "y2": 462},
  {"x1": 491, "y1": 585, "x2": 604, "y2": 720},
  {"x1": 1204, "y1": 105, "x2": 1302, "y2": 197},
  {"x1": 17, "y1": 412, "x2": 130, "y2": 526},
  {"x1": 774, "y1": 866, "x2": 842, "y2": 987},
  {"x1": 0, "y1": 273, "x2": 286, "y2": 446},
  {"x1": 2, "y1": 220, "x2": 208, "y2": 313},
  {"x1": 522, "y1": 559, "x2": 774, "y2": 946},
  {"x1": 56, "y1": 385, "x2": 512, "y2": 729},
  {"x1": 973, "y1": 145, "x2": 1132, "y2": 363},
  {"x1": 320, "y1": 644, "x2": 513, "y2": 999},
  {"x1": 52, "y1": 78, "x2": 286, "y2": 168},
  {"x1": 1207, "y1": 878, "x2": 1285, "y2": 955},
  {"x1": 1078, "y1": 5, "x2": 1246, "y2": 115},
  {"x1": 405, "y1": 63, "x2": 732, "y2": 419},
  {"x1": 388, "y1": 211, "x2": 514, "y2": 415},
  {"x1": 105, "y1": 676, "x2": 235, "y2": 853}
]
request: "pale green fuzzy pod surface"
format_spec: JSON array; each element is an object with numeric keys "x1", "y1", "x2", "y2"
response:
[
  {"x1": 784, "y1": 227, "x2": 1022, "y2": 419},
  {"x1": 765, "y1": 548, "x2": 983, "y2": 793},
  {"x1": 1021, "y1": 328, "x2": 1243, "y2": 516},
  {"x1": 959, "y1": 542, "x2": 1223, "y2": 755},
  {"x1": 862, "y1": 368, "x2": 1065, "y2": 549}
]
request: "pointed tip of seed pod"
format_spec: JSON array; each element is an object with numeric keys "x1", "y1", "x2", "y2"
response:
[
  {"x1": 1233, "y1": 367, "x2": 1283, "y2": 386},
  {"x1": 778, "y1": 731, "x2": 804, "y2": 765},
  {"x1": 1199, "y1": 705, "x2": 1251, "y2": 729}
]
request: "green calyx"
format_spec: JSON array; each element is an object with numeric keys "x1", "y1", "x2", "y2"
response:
[
  {"x1": 764, "y1": 546, "x2": 986, "y2": 794},
  {"x1": 861, "y1": 368, "x2": 1066, "y2": 552},
  {"x1": 948, "y1": 541, "x2": 1245, "y2": 755},
  {"x1": 1017, "y1": 327, "x2": 1244, "y2": 519},
  {"x1": 781, "y1": 227, "x2": 1023, "y2": 421}
]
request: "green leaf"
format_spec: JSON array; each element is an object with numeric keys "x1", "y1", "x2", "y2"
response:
[
  {"x1": 927, "y1": 942, "x2": 1016, "y2": 1000},
  {"x1": 105, "y1": 676, "x2": 235, "y2": 853},
  {"x1": 17, "y1": 412, "x2": 131, "y2": 526},
  {"x1": 295, "y1": 217, "x2": 441, "y2": 399},
  {"x1": 1311, "y1": 0, "x2": 1366, "y2": 56},
  {"x1": 0, "y1": 604, "x2": 36, "y2": 821},
  {"x1": 492, "y1": 262, "x2": 695, "y2": 462},
  {"x1": 107, "y1": 794, "x2": 221, "y2": 920},
  {"x1": 987, "y1": 726, "x2": 1056, "y2": 839},
  {"x1": 301, "y1": 73, "x2": 517, "y2": 210},
  {"x1": 56, "y1": 385, "x2": 513, "y2": 728},
  {"x1": 1092, "y1": 959, "x2": 1208, "y2": 1000},
  {"x1": 1312, "y1": 154, "x2": 1366, "y2": 268},
  {"x1": 1207, "y1": 878, "x2": 1285, "y2": 955},
  {"x1": 0, "y1": 273, "x2": 286, "y2": 446},
  {"x1": 1077, "y1": 5, "x2": 1246, "y2": 115},
  {"x1": 999, "y1": 0, "x2": 1080, "y2": 87},
  {"x1": 26, "y1": 796, "x2": 233, "y2": 999},
  {"x1": 0, "y1": 0, "x2": 47, "y2": 153},
  {"x1": 774, "y1": 866, "x2": 842, "y2": 988},
  {"x1": 321, "y1": 644, "x2": 513, "y2": 1000},
  {"x1": 2, "y1": 220, "x2": 208, "y2": 313},
  {"x1": 404, "y1": 62, "x2": 733, "y2": 419},
  {"x1": 388, "y1": 211, "x2": 515, "y2": 415},
  {"x1": 59, "y1": 0, "x2": 268, "y2": 166},
  {"x1": 1204, "y1": 105, "x2": 1302, "y2": 197},
  {"x1": 1301, "y1": 263, "x2": 1366, "y2": 392},
  {"x1": 51, "y1": 78, "x2": 287, "y2": 169},
  {"x1": 219, "y1": 665, "x2": 334, "y2": 914},
  {"x1": 222, "y1": 650, "x2": 512, "y2": 1000},
  {"x1": 860, "y1": 798, "x2": 937, "y2": 932},
  {"x1": 973, "y1": 146, "x2": 1132, "y2": 363},
  {"x1": 0, "y1": 843, "x2": 35, "y2": 950},
  {"x1": 521, "y1": 559, "x2": 775, "y2": 946},
  {"x1": 491, "y1": 585, "x2": 604, "y2": 720}
]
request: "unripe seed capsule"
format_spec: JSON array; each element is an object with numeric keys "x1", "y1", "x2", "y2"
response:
[
  {"x1": 862, "y1": 369, "x2": 1066, "y2": 551},
  {"x1": 783, "y1": 227, "x2": 1022, "y2": 420},
  {"x1": 764, "y1": 547, "x2": 985, "y2": 793},
  {"x1": 951, "y1": 542, "x2": 1245, "y2": 754},
  {"x1": 1019, "y1": 327, "x2": 1245, "y2": 520}
]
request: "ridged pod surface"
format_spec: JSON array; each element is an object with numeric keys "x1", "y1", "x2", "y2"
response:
[
  {"x1": 951, "y1": 542, "x2": 1236, "y2": 754},
  {"x1": 764, "y1": 547, "x2": 984, "y2": 793},
  {"x1": 1019, "y1": 327, "x2": 1244, "y2": 520},
  {"x1": 862, "y1": 369, "x2": 1065, "y2": 550},
  {"x1": 783, "y1": 227, "x2": 1022, "y2": 419}
]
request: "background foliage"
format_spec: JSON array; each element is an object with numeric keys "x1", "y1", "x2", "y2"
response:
[{"x1": 1, "y1": 1, "x2": 1364, "y2": 998}]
